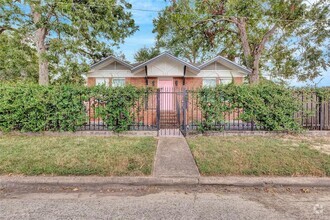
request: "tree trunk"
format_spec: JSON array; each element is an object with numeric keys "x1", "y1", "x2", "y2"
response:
[
  {"x1": 36, "y1": 28, "x2": 49, "y2": 85},
  {"x1": 235, "y1": 18, "x2": 252, "y2": 68},
  {"x1": 32, "y1": 3, "x2": 49, "y2": 85},
  {"x1": 250, "y1": 55, "x2": 260, "y2": 84},
  {"x1": 235, "y1": 19, "x2": 277, "y2": 84}
]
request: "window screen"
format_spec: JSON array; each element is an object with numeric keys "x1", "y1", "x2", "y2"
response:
[
  {"x1": 220, "y1": 78, "x2": 232, "y2": 85},
  {"x1": 203, "y1": 78, "x2": 217, "y2": 87},
  {"x1": 95, "y1": 78, "x2": 109, "y2": 86},
  {"x1": 112, "y1": 78, "x2": 125, "y2": 87}
]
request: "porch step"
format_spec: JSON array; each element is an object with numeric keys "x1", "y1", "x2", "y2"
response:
[
  {"x1": 160, "y1": 118, "x2": 178, "y2": 123},
  {"x1": 160, "y1": 124, "x2": 179, "y2": 129},
  {"x1": 159, "y1": 111, "x2": 179, "y2": 128}
]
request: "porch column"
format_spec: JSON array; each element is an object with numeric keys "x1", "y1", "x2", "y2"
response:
[
  {"x1": 183, "y1": 65, "x2": 186, "y2": 86},
  {"x1": 145, "y1": 66, "x2": 148, "y2": 86}
]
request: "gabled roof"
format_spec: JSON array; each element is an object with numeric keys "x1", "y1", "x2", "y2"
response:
[
  {"x1": 90, "y1": 55, "x2": 133, "y2": 70},
  {"x1": 131, "y1": 52, "x2": 200, "y2": 72},
  {"x1": 89, "y1": 52, "x2": 250, "y2": 75},
  {"x1": 199, "y1": 56, "x2": 251, "y2": 74}
]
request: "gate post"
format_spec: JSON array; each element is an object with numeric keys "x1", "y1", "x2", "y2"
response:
[
  {"x1": 182, "y1": 88, "x2": 188, "y2": 136},
  {"x1": 156, "y1": 88, "x2": 160, "y2": 136},
  {"x1": 319, "y1": 95, "x2": 323, "y2": 130}
]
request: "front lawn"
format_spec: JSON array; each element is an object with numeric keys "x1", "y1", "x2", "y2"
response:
[
  {"x1": 0, "y1": 135, "x2": 157, "y2": 176},
  {"x1": 187, "y1": 136, "x2": 330, "y2": 176}
]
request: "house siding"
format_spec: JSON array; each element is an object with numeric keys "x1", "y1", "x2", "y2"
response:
[
  {"x1": 87, "y1": 76, "x2": 244, "y2": 87},
  {"x1": 126, "y1": 77, "x2": 158, "y2": 88},
  {"x1": 234, "y1": 77, "x2": 243, "y2": 85},
  {"x1": 87, "y1": 77, "x2": 96, "y2": 87},
  {"x1": 87, "y1": 77, "x2": 112, "y2": 87},
  {"x1": 185, "y1": 77, "x2": 203, "y2": 89}
]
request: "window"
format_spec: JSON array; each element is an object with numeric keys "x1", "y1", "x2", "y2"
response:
[
  {"x1": 220, "y1": 78, "x2": 232, "y2": 85},
  {"x1": 112, "y1": 78, "x2": 125, "y2": 87},
  {"x1": 95, "y1": 78, "x2": 109, "y2": 86},
  {"x1": 203, "y1": 78, "x2": 217, "y2": 87}
]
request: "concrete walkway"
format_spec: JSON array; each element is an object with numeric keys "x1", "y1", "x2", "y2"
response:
[{"x1": 153, "y1": 137, "x2": 200, "y2": 177}]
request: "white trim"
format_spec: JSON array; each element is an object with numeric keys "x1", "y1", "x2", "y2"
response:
[
  {"x1": 88, "y1": 70, "x2": 133, "y2": 77},
  {"x1": 131, "y1": 52, "x2": 200, "y2": 73},
  {"x1": 112, "y1": 77, "x2": 126, "y2": 87},
  {"x1": 95, "y1": 77, "x2": 109, "y2": 87},
  {"x1": 198, "y1": 70, "x2": 243, "y2": 77},
  {"x1": 199, "y1": 56, "x2": 251, "y2": 74},
  {"x1": 202, "y1": 78, "x2": 217, "y2": 87},
  {"x1": 90, "y1": 56, "x2": 133, "y2": 70}
]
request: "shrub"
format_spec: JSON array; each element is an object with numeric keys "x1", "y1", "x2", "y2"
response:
[
  {"x1": 0, "y1": 83, "x2": 146, "y2": 132},
  {"x1": 197, "y1": 82, "x2": 302, "y2": 132},
  {"x1": 0, "y1": 83, "x2": 87, "y2": 132},
  {"x1": 89, "y1": 85, "x2": 146, "y2": 132}
]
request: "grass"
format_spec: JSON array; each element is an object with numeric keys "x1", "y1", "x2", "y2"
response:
[
  {"x1": 0, "y1": 135, "x2": 157, "y2": 176},
  {"x1": 187, "y1": 136, "x2": 330, "y2": 176}
]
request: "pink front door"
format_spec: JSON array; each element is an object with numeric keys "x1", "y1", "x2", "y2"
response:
[{"x1": 158, "y1": 78, "x2": 174, "y2": 111}]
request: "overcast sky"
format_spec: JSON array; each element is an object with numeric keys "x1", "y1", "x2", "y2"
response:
[{"x1": 119, "y1": 0, "x2": 329, "y2": 87}]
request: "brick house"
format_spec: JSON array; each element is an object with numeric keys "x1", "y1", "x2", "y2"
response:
[
  {"x1": 87, "y1": 52, "x2": 250, "y2": 89},
  {"x1": 86, "y1": 52, "x2": 251, "y2": 131}
]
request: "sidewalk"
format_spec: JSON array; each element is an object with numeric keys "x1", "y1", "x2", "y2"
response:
[{"x1": 153, "y1": 137, "x2": 200, "y2": 177}]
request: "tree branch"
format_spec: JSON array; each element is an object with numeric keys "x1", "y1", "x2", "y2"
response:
[
  {"x1": 0, "y1": 26, "x2": 16, "y2": 35},
  {"x1": 235, "y1": 18, "x2": 252, "y2": 66},
  {"x1": 255, "y1": 24, "x2": 278, "y2": 55}
]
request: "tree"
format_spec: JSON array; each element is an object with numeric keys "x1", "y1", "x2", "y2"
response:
[
  {"x1": 153, "y1": 2, "x2": 217, "y2": 64},
  {"x1": 0, "y1": 32, "x2": 38, "y2": 82},
  {"x1": 155, "y1": 0, "x2": 330, "y2": 84},
  {"x1": 134, "y1": 46, "x2": 160, "y2": 63},
  {"x1": 1, "y1": 0, "x2": 138, "y2": 85}
]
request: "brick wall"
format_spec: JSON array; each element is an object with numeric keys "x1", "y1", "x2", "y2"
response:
[
  {"x1": 184, "y1": 77, "x2": 203, "y2": 89},
  {"x1": 88, "y1": 76, "x2": 244, "y2": 87},
  {"x1": 126, "y1": 77, "x2": 158, "y2": 88},
  {"x1": 87, "y1": 77, "x2": 112, "y2": 87},
  {"x1": 234, "y1": 77, "x2": 243, "y2": 85},
  {"x1": 126, "y1": 77, "x2": 145, "y2": 87},
  {"x1": 87, "y1": 78, "x2": 96, "y2": 87}
]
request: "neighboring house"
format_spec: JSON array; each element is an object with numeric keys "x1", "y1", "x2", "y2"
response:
[{"x1": 87, "y1": 52, "x2": 250, "y2": 88}]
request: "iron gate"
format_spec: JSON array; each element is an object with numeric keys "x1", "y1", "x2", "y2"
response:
[{"x1": 156, "y1": 88, "x2": 188, "y2": 136}]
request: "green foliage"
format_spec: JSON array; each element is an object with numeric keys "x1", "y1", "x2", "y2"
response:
[
  {"x1": 154, "y1": 0, "x2": 330, "y2": 81},
  {"x1": 0, "y1": 32, "x2": 38, "y2": 82},
  {"x1": 89, "y1": 85, "x2": 146, "y2": 132},
  {"x1": 134, "y1": 46, "x2": 160, "y2": 63},
  {"x1": 197, "y1": 82, "x2": 302, "y2": 132},
  {"x1": 153, "y1": 1, "x2": 218, "y2": 64},
  {"x1": 0, "y1": 83, "x2": 147, "y2": 133},
  {"x1": 0, "y1": 83, "x2": 87, "y2": 132},
  {"x1": 296, "y1": 87, "x2": 330, "y2": 102},
  {"x1": 1, "y1": 0, "x2": 138, "y2": 84}
]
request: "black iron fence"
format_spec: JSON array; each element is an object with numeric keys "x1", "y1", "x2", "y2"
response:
[{"x1": 78, "y1": 88, "x2": 330, "y2": 135}]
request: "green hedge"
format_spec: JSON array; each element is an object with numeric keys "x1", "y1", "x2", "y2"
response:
[
  {"x1": 1, "y1": 82, "x2": 325, "y2": 133},
  {"x1": 0, "y1": 83, "x2": 145, "y2": 132},
  {"x1": 197, "y1": 82, "x2": 303, "y2": 132}
]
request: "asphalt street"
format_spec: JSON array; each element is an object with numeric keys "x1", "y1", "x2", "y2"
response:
[{"x1": 0, "y1": 186, "x2": 329, "y2": 219}]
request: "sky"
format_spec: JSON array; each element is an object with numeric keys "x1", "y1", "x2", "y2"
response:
[
  {"x1": 118, "y1": 0, "x2": 329, "y2": 87},
  {"x1": 117, "y1": 0, "x2": 169, "y2": 62}
]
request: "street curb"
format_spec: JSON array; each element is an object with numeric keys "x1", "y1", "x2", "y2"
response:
[
  {"x1": 198, "y1": 177, "x2": 330, "y2": 188},
  {"x1": 1, "y1": 176, "x2": 330, "y2": 188},
  {"x1": 0, "y1": 176, "x2": 198, "y2": 187}
]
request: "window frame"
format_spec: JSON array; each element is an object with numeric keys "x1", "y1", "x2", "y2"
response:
[
  {"x1": 112, "y1": 77, "x2": 126, "y2": 87},
  {"x1": 95, "y1": 77, "x2": 109, "y2": 87},
  {"x1": 202, "y1": 78, "x2": 217, "y2": 87},
  {"x1": 219, "y1": 78, "x2": 233, "y2": 85}
]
